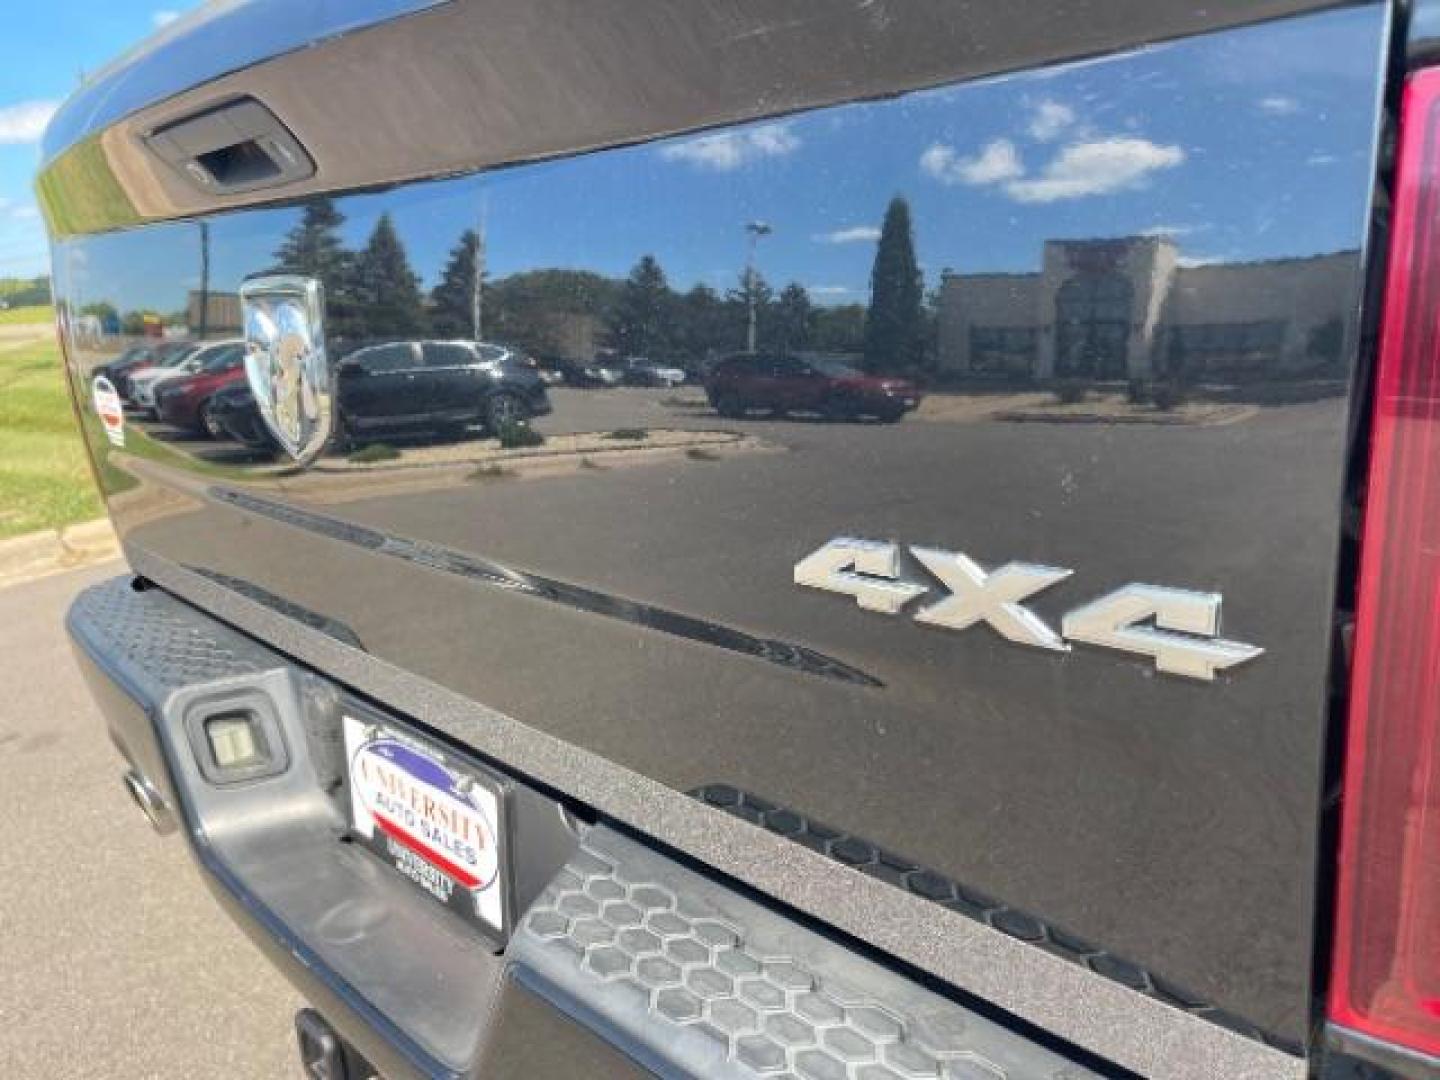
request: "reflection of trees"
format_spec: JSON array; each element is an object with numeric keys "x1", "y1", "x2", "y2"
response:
[
  {"x1": 486, "y1": 269, "x2": 619, "y2": 356},
  {"x1": 674, "y1": 284, "x2": 728, "y2": 363},
  {"x1": 773, "y1": 283, "x2": 814, "y2": 354},
  {"x1": 272, "y1": 198, "x2": 358, "y2": 338},
  {"x1": 274, "y1": 199, "x2": 350, "y2": 281},
  {"x1": 726, "y1": 268, "x2": 773, "y2": 349},
  {"x1": 0, "y1": 275, "x2": 51, "y2": 307},
  {"x1": 257, "y1": 197, "x2": 930, "y2": 371},
  {"x1": 863, "y1": 196, "x2": 925, "y2": 375},
  {"x1": 813, "y1": 304, "x2": 866, "y2": 354},
  {"x1": 476, "y1": 256, "x2": 850, "y2": 369},
  {"x1": 609, "y1": 255, "x2": 672, "y2": 356},
  {"x1": 430, "y1": 229, "x2": 483, "y2": 338},
  {"x1": 352, "y1": 214, "x2": 425, "y2": 338}
]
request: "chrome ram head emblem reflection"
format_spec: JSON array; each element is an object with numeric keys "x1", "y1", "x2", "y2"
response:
[{"x1": 240, "y1": 275, "x2": 331, "y2": 464}]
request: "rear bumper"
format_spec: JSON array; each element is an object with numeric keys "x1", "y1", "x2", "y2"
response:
[{"x1": 67, "y1": 573, "x2": 1108, "y2": 1079}]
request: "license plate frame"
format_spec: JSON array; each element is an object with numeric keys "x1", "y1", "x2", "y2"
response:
[{"x1": 342, "y1": 709, "x2": 512, "y2": 945}]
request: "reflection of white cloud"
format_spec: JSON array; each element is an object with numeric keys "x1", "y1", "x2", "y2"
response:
[
  {"x1": 1177, "y1": 254, "x2": 1223, "y2": 268},
  {"x1": 809, "y1": 285, "x2": 856, "y2": 297},
  {"x1": 813, "y1": 226, "x2": 880, "y2": 245},
  {"x1": 1004, "y1": 138, "x2": 1184, "y2": 203},
  {"x1": 920, "y1": 139, "x2": 1023, "y2": 185},
  {"x1": 1258, "y1": 95, "x2": 1300, "y2": 115},
  {"x1": 659, "y1": 123, "x2": 799, "y2": 171},
  {"x1": 152, "y1": 9, "x2": 180, "y2": 26},
  {"x1": 1028, "y1": 100, "x2": 1075, "y2": 142},
  {"x1": 0, "y1": 100, "x2": 58, "y2": 144}
]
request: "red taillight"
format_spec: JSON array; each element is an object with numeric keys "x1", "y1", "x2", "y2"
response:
[{"x1": 1330, "y1": 66, "x2": 1440, "y2": 1057}]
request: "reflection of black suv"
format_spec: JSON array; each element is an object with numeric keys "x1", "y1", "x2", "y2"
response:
[{"x1": 336, "y1": 340, "x2": 551, "y2": 438}]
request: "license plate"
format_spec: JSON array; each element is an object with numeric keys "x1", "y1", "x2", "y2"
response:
[{"x1": 342, "y1": 713, "x2": 510, "y2": 943}]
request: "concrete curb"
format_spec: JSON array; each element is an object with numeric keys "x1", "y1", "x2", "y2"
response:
[{"x1": 0, "y1": 519, "x2": 121, "y2": 590}]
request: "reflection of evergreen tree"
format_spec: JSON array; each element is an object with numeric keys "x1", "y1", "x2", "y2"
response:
[
  {"x1": 353, "y1": 214, "x2": 425, "y2": 338},
  {"x1": 727, "y1": 269, "x2": 773, "y2": 350},
  {"x1": 274, "y1": 199, "x2": 349, "y2": 281},
  {"x1": 675, "y1": 284, "x2": 732, "y2": 364},
  {"x1": 272, "y1": 198, "x2": 358, "y2": 338},
  {"x1": 774, "y1": 283, "x2": 814, "y2": 355},
  {"x1": 486, "y1": 269, "x2": 620, "y2": 356},
  {"x1": 812, "y1": 304, "x2": 867, "y2": 354},
  {"x1": 863, "y1": 196, "x2": 924, "y2": 373},
  {"x1": 608, "y1": 255, "x2": 673, "y2": 357},
  {"x1": 430, "y1": 229, "x2": 482, "y2": 339}
]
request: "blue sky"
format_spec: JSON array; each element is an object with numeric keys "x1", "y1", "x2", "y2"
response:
[
  {"x1": 0, "y1": 1, "x2": 196, "y2": 279},
  {"x1": 52, "y1": 3, "x2": 1384, "y2": 314}
]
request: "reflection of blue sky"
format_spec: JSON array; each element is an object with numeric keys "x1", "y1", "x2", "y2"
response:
[
  {"x1": 1, "y1": 2, "x2": 201, "y2": 278},
  {"x1": 66, "y1": 4, "x2": 1384, "y2": 315}
]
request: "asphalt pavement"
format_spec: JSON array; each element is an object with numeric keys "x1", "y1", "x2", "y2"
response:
[{"x1": 0, "y1": 564, "x2": 302, "y2": 1079}]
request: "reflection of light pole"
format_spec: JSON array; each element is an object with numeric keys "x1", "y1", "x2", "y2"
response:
[
  {"x1": 745, "y1": 220, "x2": 771, "y2": 353},
  {"x1": 471, "y1": 198, "x2": 487, "y2": 341},
  {"x1": 197, "y1": 220, "x2": 210, "y2": 340}
]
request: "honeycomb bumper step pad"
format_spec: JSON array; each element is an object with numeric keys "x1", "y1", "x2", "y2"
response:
[{"x1": 512, "y1": 827, "x2": 1098, "y2": 1080}]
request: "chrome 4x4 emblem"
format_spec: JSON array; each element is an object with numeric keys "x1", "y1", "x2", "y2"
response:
[
  {"x1": 240, "y1": 275, "x2": 331, "y2": 464},
  {"x1": 794, "y1": 538, "x2": 1263, "y2": 681}
]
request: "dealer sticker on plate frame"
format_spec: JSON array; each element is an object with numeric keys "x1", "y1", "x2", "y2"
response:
[{"x1": 343, "y1": 714, "x2": 510, "y2": 943}]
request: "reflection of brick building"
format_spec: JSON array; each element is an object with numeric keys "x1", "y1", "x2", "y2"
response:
[
  {"x1": 187, "y1": 290, "x2": 242, "y2": 333},
  {"x1": 938, "y1": 237, "x2": 1353, "y2": 380}
]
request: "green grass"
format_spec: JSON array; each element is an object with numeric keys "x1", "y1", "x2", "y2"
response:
[
  {"x1": 347, "y1": 442, "x2": 400, "y2": 464},
  {"x1": 0, "y1": 338, "x2": 103, "y2": 539},
  {"x1": 0, "y1": 305, "x2": 52, "y2": 326}
]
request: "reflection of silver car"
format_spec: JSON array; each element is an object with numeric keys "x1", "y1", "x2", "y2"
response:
[
  {"x1": 128, "y1": 340, "x2": 241, "y2": 416},
  {"x1": 582, "y1": 362, "x2": 624, "y2": 386},
  {"x1": 623, "y1": 357, "x2": 687, "y2": 387}
]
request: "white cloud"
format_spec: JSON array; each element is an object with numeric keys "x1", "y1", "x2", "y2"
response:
[
  {"x1": 809, "y1": 285, "x2": 856, "y2": 297},
  {"x1": 813, "y1": 226, "x2": 880, "y2": 245},
  {"x1": 1003, "y1": 138, "x2": 1184, "y2": 203},
  {"x1": 920, "y1": 138, "x2": 1024, "y2": 186},
  {"x1": 659, "y1": 123, "x2": 799, "y2": 171},
  {"x1": 0, "y1": 100, "x2": 59, "y2": 145},
  {"x1": 1028, "y1": 100, "x2": 1075, "y2": 142},
  {"x1": 1141, "y1": 224, "x2": 1198, "y2": 238},
  {"x1": 1177, "y1": 254, "x2": 1224, "y2": 268},
  {"x1": 9, "y1": 203, "x2": 40, "y2": 221},
  {"x1": 1258, "y1": 96, "x2": 1300, "y2": 116},
  {"x1": 152, "y1": 9, "x2": 180, "y2": 27},
  {"x1": 1307, "y1": 153, "x2": 1338, "y2": 166}
]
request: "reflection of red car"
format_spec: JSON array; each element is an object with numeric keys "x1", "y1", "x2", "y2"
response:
[
  {"x1": 704, "y1": 353, "x2": 920, "y2": 422},
  {"x1": 153, "y1": 342, "x2": 247, "y2": 435}
]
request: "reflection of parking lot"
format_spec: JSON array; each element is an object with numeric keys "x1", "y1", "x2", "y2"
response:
[
  {"x1": 124, "y1": 381, "x2": 1256, "y2": 476},
  {"x1": 123, "y1": 409, "x2": 274, "y2": 467},
  {"x1": 121, "y1": 386, "x2": 778, "y2": 467}
]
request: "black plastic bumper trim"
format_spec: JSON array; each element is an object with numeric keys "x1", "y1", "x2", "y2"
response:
[{"x1": 693, "y1": 783, "x2": 1303, "y2": 1058}]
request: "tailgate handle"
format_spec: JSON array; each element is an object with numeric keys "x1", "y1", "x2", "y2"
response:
[{"x1": 144, "y1": 97, "x2": 314, "y2": 194}]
